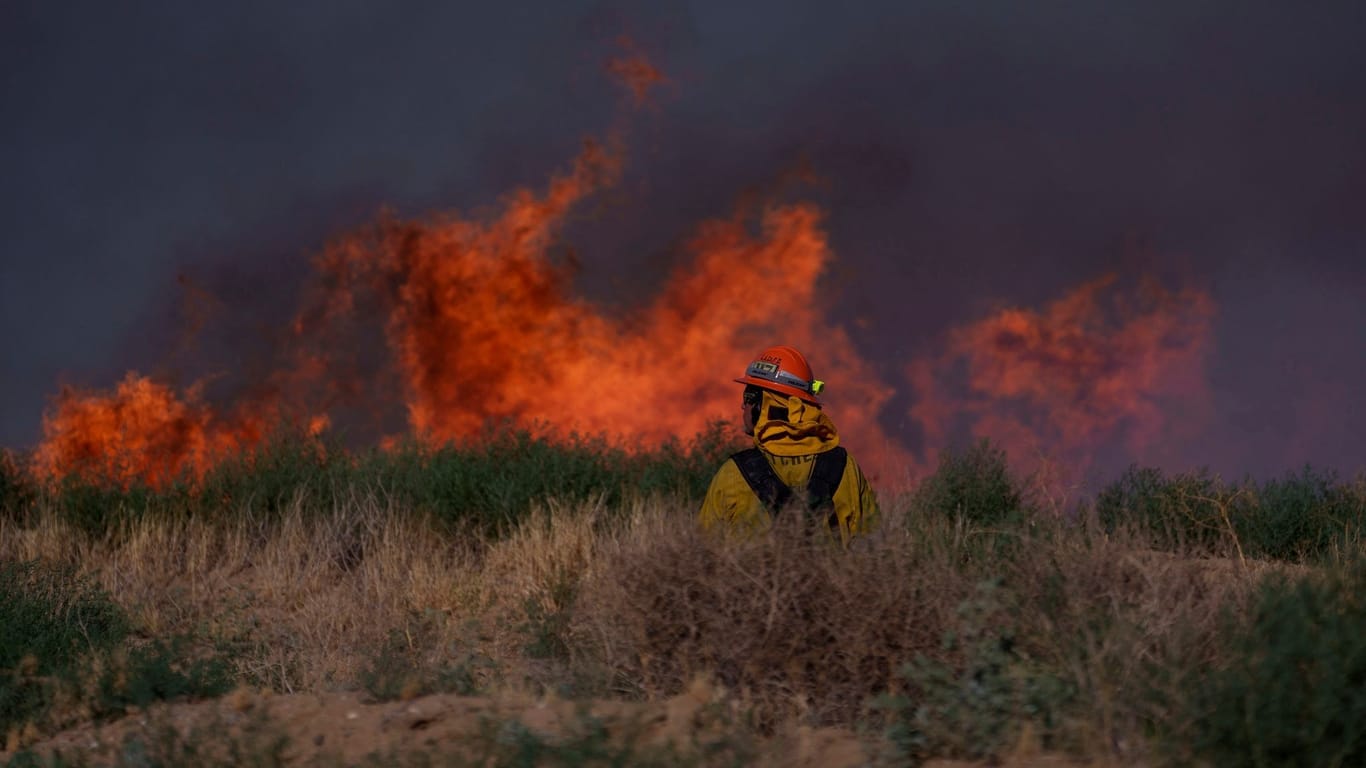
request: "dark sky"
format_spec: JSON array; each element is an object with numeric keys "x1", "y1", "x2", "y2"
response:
[{"x1": 3, "y1": 1, "x2": 1364, "y2": 478}]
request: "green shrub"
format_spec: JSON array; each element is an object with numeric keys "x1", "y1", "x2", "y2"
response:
[
  {"x1": 910, "y1": 439, "x2": 1027, "y2": 527},
  {"x1": 0, "y1": 560, "x2": 234, "y2": 740},
  {"x1": 28, "y1": 425, "x2": 735, "y2": 542},
  {"x1": 413, "y1": 431, "x2": 620, "y2": 533},
  {"x1": 520, "y1": 576, "x2": 578, "y2": 662},
  {"x1": 875, "y1": 580, "x2": 1075, "y2": 764},
  {"x1": 192, "y1": 431, "x2": 356, "y2": 520},
  {"x1": 358, "y1": 615, "x2": 495, "y2": 703},
  {"x1": 0, "y1": 561, "x2": 129, "y2": 732},
  {"x1": 630, "y1": 421, "x2": 741, "y2": 501},
  {"x1": 1095, "y1": 466, "x2": 1235, "y2": 553},
  {"x1": 1098, "y1": 465, "x2": 1366, "y2": 563},
  {"x1": 372, "y1": 425, "x2": 737, "y2": 535},
  {"x1": 48, "y1": 480, "x2": 153, "y2": 541},
  {"x1": 86, "y1": 639, "x2": 234, "y2": 718},
  {"x1": 1243, "y1": 467, "x2": 1364, "y2": 562},
  {"x1": 456, "y1": 714, "x2": 663, "y2": 768},
  {"x1": 1181, "y1": 561, "x2": 1366, "y2": 767}
]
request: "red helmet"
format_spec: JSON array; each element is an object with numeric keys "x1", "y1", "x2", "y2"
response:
[{"x1": 734, "y1": 345, "x2": 823, "y2": 405}]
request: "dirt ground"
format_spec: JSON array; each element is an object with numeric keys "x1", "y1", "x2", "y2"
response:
[{"x1": 5, "y1": 683, "x2": 1089, "y2": 767}]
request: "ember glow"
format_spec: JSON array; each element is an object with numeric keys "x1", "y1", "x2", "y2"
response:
[{"x1": 28, "y1": 52, "x2": 1217, "y2": 490}]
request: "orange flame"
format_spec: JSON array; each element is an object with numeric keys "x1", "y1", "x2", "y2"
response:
[
  {"x1": 27, "y1": 48, "x2": 1217, "y2": 493},
  {"x1": 907, "y1": 275, "x2": 1216, "y2": 479},
  {"x1": 300, "y1": 139, "x2": 901, "y2": 472},
  {"x1": 33, "y1": 374, "x2": 268, "y2": 489}
]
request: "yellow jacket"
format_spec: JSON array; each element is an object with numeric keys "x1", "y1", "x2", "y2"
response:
[{"x1": 699, "y1": 390, "x2": 878, "y2": 544}]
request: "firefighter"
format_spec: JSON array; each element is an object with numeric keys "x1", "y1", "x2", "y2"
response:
[{"x1": 699, "y1": 345, "x2": 879, "y2": 544}]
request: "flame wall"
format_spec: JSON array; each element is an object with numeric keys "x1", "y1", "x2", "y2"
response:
[{"x1": 27, "y1": 52, "x2": 1221, "y2": 492}]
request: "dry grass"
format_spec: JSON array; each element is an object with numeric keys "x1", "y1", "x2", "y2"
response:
[
  {"x1": 0, "y1": 489, "x2": 1288, "y2": 763},
  {"x1": 1001, "y1": 523, "x2": 1284, "y2": 758},
  {"x1": 0, "y1": 490, "x2": 660, "y2": 699},
  {"x1": 578, "y1": 506, "x2": 967, "y2": 726},
  {"x1": 577, "y1": 507, "x2": 1278, "y2": 759},
  {"x1": 1, "y1": 491, "x2": 475, "y2": 693}
]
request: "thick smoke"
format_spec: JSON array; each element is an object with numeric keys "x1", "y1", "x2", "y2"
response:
[{"x1": 5, "y1": 4, "x2": 1365, "y2": 484}]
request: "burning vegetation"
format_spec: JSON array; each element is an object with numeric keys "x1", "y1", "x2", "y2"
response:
[
  {"x1": 909, "y1": 275, "x2": 1216, "y2": 479},
  {"x1": 24, "y1": 52, "x2": 1215, "y2": 492}
]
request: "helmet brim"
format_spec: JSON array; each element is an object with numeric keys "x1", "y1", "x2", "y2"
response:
[{"x1": 733, "y1": 376, "x2": 821, "y2": 405}]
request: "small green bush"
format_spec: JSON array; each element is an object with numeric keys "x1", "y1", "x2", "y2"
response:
[
  {"x1": 1244, "y1": 467, "x2": 1364, "y2": 562},
  {"x1": 409, "y1": 431, "x2": 620, "y2": 533},
  {"x1": 192, "y1": 431, "x2": 356, "y2": 520},
  {"x1": 520, "y1": 577, "x2": 578, "y2": 662},
  {"x1": 630, "y1": 421, "x2": 741, "y2": 501},
  {"x1": 1098, "y1": 465, "x2": 1366, "y2": 563},
  {"x1": 0, "y1": 560, "x2": 234, "y2": 740},
  {"x1": 49, "y1": 480, "x2": 155, "y2": 541},
  {"x1": 1095, "y1": 466, "x2": 1234, "y2": 553},
  {"x1": 87, "y1": 639, "x2": 233, "y2": 718},
  {"x1": 910, "y1": 439, "x2": 1027, "y2": 527},
  {"x1": 365, "y1": 425, "x2": 738, "y2": 535},
  {"x1": 1181, "y1": 561, "x2": 1366, "y2": 767},
  {"x1": 358, "y1": 621, "x2": 495, "y2": 704},
  {"x1": 875, "y1": 580, "x2": 1075, "y2": 764},
  {"x1": 27, "y1": 425, "x2": 737, "y2": 541},
  {"x1": 0, "y1": 561, "x2": 129, "y2": 732}
]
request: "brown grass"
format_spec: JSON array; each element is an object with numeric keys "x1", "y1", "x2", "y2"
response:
[
  {"x1": 1, "y1": 491, "x2": 477, "y2": 693},
  {"x1": 577, "y1": 506, "x2": 967, "y2": 726},
  {"x1": 0, "y1": 490, "x2": 1287, "y2": 763},
  {"x1": 577, "y1": 506, "x2": 1278, "y2": 759}
]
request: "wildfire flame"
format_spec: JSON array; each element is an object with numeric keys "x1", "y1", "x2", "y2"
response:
[
  {"x1": 907, "y1": 275, "x2": 1216, "y2": 480},
  {"x1": 297, "y1": 138, "x2": 900, "y2": 459},
  {"x1": 27, "y1": 48, "x2": 1217, "y2": 492},
  {"x1": 33, "y1": 374, "x2": 268, "y2": 489}
]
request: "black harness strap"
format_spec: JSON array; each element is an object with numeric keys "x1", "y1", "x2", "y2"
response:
[
  {"x1": 806, "y1": 447, "x2": 848, "y2": 531},
  {"x1": 730, "y1": 447, "x2": 848, "y2": 532},
  {"x1": 731, "y1": 448, "x2": 792, "y2": 512}
]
